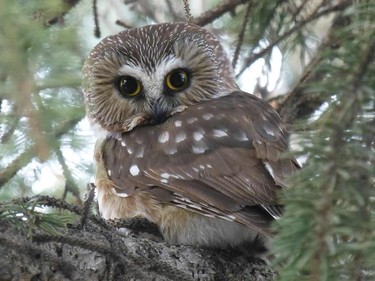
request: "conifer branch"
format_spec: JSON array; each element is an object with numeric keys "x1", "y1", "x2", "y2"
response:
[
  {"x1": 0, "y1": 115, "x2": 84, "y2": 188},
  {"x1": 236, "y1": 0, "x2": 351, "y2": 77},
  {"x1": 193, "y1": 0, "x2": 251, "y2": 27}
]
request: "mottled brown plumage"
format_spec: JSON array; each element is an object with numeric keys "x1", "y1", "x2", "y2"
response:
[{"x1": 83, "y1": 22, "x2": 298, "y2": 252}]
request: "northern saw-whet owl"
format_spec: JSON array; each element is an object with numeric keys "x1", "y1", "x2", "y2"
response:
[{"x1": 82, "y1": 22, "x2": 299, "y2": 253}]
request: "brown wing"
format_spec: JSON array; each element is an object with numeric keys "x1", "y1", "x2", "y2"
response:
[{"x1": 100, "y1": 91, "x2": 299, "y2": 236}]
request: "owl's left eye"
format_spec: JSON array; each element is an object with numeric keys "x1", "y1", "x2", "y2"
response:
[
  {"x1": 116, "y1": 76, "x2": 142, "y2": 98},
  {"x1": 165, "y1": 69, "x2": 190, "y2": 92}
]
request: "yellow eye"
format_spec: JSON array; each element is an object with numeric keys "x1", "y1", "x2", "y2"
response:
[
  {"x1": 165, "y1": 69, "x2": 190, "y2": 92},
  {"x1": 117, "y1": 76, "x2": 142, "y2": 98}
]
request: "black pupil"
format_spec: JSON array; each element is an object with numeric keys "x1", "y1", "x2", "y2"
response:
[
  {"x1": 170, "y1": 71, "x2": 186, "y2": 88},
  {"x1": 119, "y1": 76, "x2": 138, "y2": 95}
]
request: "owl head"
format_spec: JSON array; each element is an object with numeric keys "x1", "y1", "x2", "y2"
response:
[{"x1": 82, "y1": 23, "x2": 238, "y2": 133}]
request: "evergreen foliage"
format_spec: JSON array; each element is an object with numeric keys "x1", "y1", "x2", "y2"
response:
[{"x1": 273, "y1": 3, "x2": 375, "y2": 280}]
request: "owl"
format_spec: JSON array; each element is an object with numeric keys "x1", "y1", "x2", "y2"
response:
[{"x1": 82, "y1": 22, "x2": 299, "y2": 253}]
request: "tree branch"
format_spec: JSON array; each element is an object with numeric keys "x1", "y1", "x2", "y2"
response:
[
  {"x1": 0, "y1": 115, "x2": 84, "y2": 188},
  {"x1": 236, "y1": 0, "x2": 351, "y2": 77},
  {"x1": 193, "y1": 0, "x2": 251, "y2": 27}
]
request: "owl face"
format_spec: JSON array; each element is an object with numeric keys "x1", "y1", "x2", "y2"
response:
[{"x1": 82, "y1": 23, "x2": 238, "y2": 132}]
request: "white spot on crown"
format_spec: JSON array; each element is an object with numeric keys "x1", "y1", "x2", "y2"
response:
[{"x1": 129, "y1": 165, "x2": 140, "y2": 176}]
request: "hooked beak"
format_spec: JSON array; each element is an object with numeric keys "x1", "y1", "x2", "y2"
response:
[{"x1": 150, "y1": 98, "x2": 169, "y2": 124}]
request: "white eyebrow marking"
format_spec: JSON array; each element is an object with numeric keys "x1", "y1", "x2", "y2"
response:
[{"x1": 118, "y1": 65, "x2": 145, "y2": 81}]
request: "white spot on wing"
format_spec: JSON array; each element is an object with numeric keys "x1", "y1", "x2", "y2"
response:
[
  {"x1": 161, "y1": 173, "x2": 170, "y2": 179},
  {"x1": 192, "y1": 145, "x2": 208, "y2": 154},
  {"x1": 129, "y1": 165, "x2": 140, "y2": 176},
  {"x1": 235, "y1": 131, "x2": 249, "y2": 141},
  {"x1": 166, "y1": 147, "x2": 178, "y2": 155},
  {"x1": 187, "y1": 117, "x2": 198, "y2": 124},
  {"x1": 265, "y1": 127, "x2": 276, "y2": 137},
  {"x1": 127, "y1": 146, "x2": 134, "y2": 155},
  {"x1": 219, "y1": 215, "x2": 236, "y2": 222},
  {"x1": 193, "y1": 131, "x2": 204, "y2": 141},
  {"x1": 135, "y1": 146, "x2": 145, "y2": 158},
  {"x1": 176, "y1": 132, "x2": 187, "y2": 143},
  {"x1": 264, "y1": 162, "x2": 275, "y2": 179},
  {"x1": 121, "y1": 140, "x2": 126, "y2": 147},
  {"x1": 174, "y1": 120, "x2": 182, "y2": 127},
  {"x1": 158, "y1": 131, "x2": 169, "y2": 143},
  {"x1": 202, "y1": 113, "x2": 213, "y2": 120},
  {"x1": 107, "y1": 170, "x2": 112, "y2": 176},
  {"x1": 213, "y1": 129, "x2": 227, "y2": 138}
]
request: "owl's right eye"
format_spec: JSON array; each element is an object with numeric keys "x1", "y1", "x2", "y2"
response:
[{"x1": 116, "y1": 76, "x2": 142, "y2": 98}]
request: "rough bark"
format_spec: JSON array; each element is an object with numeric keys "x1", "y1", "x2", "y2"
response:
[{"x1": 0, "y1": 209, "x2": 276, "y2": 281}]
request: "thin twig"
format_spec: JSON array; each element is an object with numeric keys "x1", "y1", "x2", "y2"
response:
[
  {"x1": 80, "y1": 183, "x2": 96, "y2": 228},
  {"x1": 193, "y1": 0, "x2": 251, "y2": 27},
  {"x1": 55, "y1": 147, "x2": 82, "y2": 204},
  {"x1": 232, "y1": 1, "x2": 253, "y2": 69},
  {"x1": 183, "y1": 0, "x2": 193, "y2": 23},
  {"x1": 0, "y1": 106, "x2": 20, "y2": 144},
  {"x1": 236, "y1": 0, "x2": 351, "y2": 77},
  {"x1": 276, "y1": 10, "x2": 350, "y2": 124},
  {"x1": 115, "y1": 20, "x2": 134, "y2": 29},
  {"x1": 93, "y1": 0, "x2": 101, "y2": 38},
  {"x1": 0, "y1": 114, "x2": 84, "y2": 188}
]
